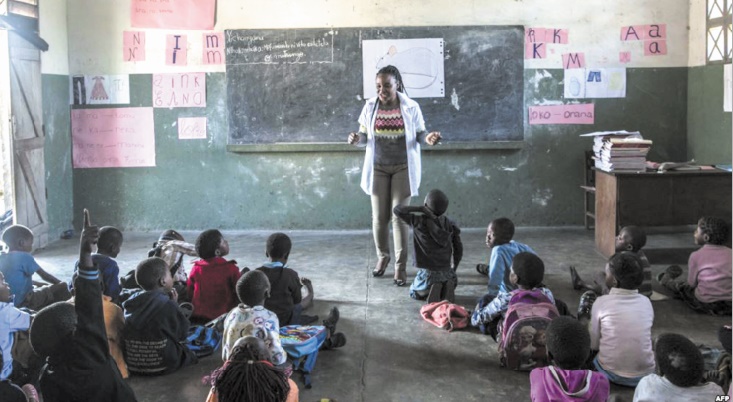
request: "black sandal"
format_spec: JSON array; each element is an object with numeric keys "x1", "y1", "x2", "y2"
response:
[{"x1": 372, "y1": 256, "x2": 390, "y2": 277}]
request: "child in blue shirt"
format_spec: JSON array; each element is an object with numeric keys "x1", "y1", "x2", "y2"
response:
[
  {"x1": 0, "y1": 271, "x2": 31, "y2": 383},
  {"x1": 74, "y1": 226, "x2": 124, "y2": 303},
  {"x1": 0, "y1": 225, "x2": 70, "y2": 310},
  {"x1": 476, "y1": 218, "x2": 535, "y2": 296}
]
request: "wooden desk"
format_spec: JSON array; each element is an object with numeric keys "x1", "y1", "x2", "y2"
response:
[{"x1": 594, "y1": 169, "x2": 732, "y2": 257}]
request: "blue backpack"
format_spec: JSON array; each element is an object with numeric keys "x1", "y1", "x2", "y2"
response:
[
  {"x1": 185, "y1": 325, "x2": 222, "y2": 358},
  {"x1": 279, "y1": 325, "x2": 327, "y2": 388}
]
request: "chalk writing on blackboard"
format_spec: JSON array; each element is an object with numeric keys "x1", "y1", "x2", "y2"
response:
[{"x1": 225, "y1": 30, "x2": 334, "y2": 65}]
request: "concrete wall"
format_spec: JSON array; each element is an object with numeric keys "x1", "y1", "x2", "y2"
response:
[{"x1": 42, "y1": 0, "x2": 698, "y2": 231}]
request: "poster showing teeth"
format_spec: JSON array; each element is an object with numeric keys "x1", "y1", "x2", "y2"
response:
[
  {"x1": 362, "y1": 38, "x2": 445, "y2": 99},
  {"x1": 70, "y1": 74, "x2": 130, "y2": 105}
]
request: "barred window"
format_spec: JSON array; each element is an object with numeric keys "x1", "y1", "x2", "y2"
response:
[{"x1": 707, "y1": 0, "x2": 732, "y2": 63}]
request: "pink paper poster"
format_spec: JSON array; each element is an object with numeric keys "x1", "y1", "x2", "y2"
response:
[
  {"x1": 202, "y1": 32, "x2": 225, "y2": 65},
  {"x1": 562, "y1": 53, "x2": 586, "y2": 69},
  {"x1": 528, "y1": 104, "x2": 594, "y2": 125},
  {"x1": 544, "y1": 29, "x2": 569, "y2": 44},
  {"x1": 644, "y1": 40, "x2": 667, "y2": 56},
  {"x1": 645, "y1": 24, "x2": 667, "y2": 39},
  {"x1": 123, "y1": 31, "x2": 145, "y2": 62},
  {"x1": 131, "y1": 0, "x2": 215, "y2": 30},
  {"x1": 620, "y1": 25, "x2": 647, "y2": 41},
  {"x1": 72, "y1": 107, "x2": 155, "y2": 168},
  {"x1": 178, "y1": 117, "x2": 207, "y2": 139},
  {"x1": 166, "y1": 34, "x2": 187, "y2": 66},
  {"x1": 619, "y1": 51, "x2": 632, "y2": 63},
  {"x1": 153, "y1": 73, "x2": 206, "y2": 108},
  {"x1": 525, "y1": 28, "x2": 546, "y2": 43},
  {"x1": 525, "y1": 42, "x2": 546, "y2": 59}
]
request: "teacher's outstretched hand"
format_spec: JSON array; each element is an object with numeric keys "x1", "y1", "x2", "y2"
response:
[{"x1": 347, "y1": 65, "x2": 442, "y2": 287}]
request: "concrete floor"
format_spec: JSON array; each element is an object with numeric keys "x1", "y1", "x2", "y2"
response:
[{"x1": 32, "y1": 227, "x2": 730, "y2": 402}]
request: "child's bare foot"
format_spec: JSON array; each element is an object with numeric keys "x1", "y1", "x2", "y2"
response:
[{"x1": 568, "y1": 266, "x2": 585, "y2": 290}]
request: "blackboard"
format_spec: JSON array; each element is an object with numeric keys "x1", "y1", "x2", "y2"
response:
[{"x1": 225, "y1": 26, "x2": 524, "y2": 144}]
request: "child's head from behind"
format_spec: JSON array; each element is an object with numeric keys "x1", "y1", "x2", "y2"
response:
[
  {"x1": 695, "y1": 217, "x2": 730, "y2": 246},
  {"x1": 1, "y1": 225, "x2": 33, "y2": 252},
  {"x1": 655, "y1": 333, "x2": 704, "y2": 387},
  {"x1": 615, "y1": 226, "x2": 646, "y2": 252},
  {"x1": 135, "y1": 257, "x2": 172, "y2": 291},
  {"x1": 424, "y1": 189, "x2": 449, "y2": 216},
  {"x1": 196, "y1": 229, "x2": 229, "y2": 259},
  {"x1": 546, "y1": 316, "x2": 590, "y2": 370},
  {"x1": 605, "y1": 251, "x2": 643, "y2": 290},
  {"x1": 486, "y1": 218, "x2": 514, "y2": 248},
  {"x1": 30, "y1": 301, "x2": 77, "y2": 358},
  {"x1": 209, "y1": 335, "x2": 290, "y2": 402},
  {"x1": 97, "y1": 226, "x2": 123, "y2": 257},
  {"x1": 266, "y1": 232, "x2": 291, "y2": 262},
  {"x1": 510, "y1": 252, "x2": 544, "y2": 289},
  {"x1": 236, "y1": 270, "x2": 270, "y2": 307},
  {"x1": 159, "y1": 229, "x2": 184, "y2": 243}
]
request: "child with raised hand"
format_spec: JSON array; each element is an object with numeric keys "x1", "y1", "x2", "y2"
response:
[
  {"x1": 530, "y1": 316, "x2": 609, "y2": 402},
  {"x1": 570, "y1": 225, "x2": 652, "y2": 297},
  {"x1": 633, "y1": 333, "x2": 723, "y2": 401},
  {"x1": 73, "y1": 225, "x2": 124, "y2": 303},
  {"x1": 122, "y1": 256, "x2": 197, "y2": 375},
  {"x1": 256, "y1": 233, "x2": 318, "y2": 326},
  {"x1": 222, "y1": 270, "x2": 287, "y2": 364},
  {"x1": 471, "y1": 252, "x2": 554, "y2": 339},
  {"x1": 393, "y1": 188, "x2": 462, "y2": 299},
  {"x1": 30, "y1": 209, "x2": 137, "y2": 401},
  {"x1": 0, "y1": 225, "x2": 70, "y2": 310},
  {"x1": 187, "y1": 229, "x2": 241, "y2": 322},
  {"x1": 579, "y1": 252, "x2": 655, "y2": 387},
  {"x1": 476, "y1": 218, "x2": 535, "y2": 297},
  {"x1": 206, "y1": 336, "x2": 298, "y2": 402},
  {"x1": 658, "y1": 216, "x2": 732, "y2": 315}
]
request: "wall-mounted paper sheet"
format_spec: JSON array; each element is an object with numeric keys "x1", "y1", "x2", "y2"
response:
[
  {"x1": 72, "y1": 107, "x2": 155, "y2": 168},
  {"x1": 202, "y1": 32, "x2": 225, "y2": 65},
  {"x1": 152, "y1": 73, "x2": 206, "y2": 108},
  {"x1": 178, "y1": 117, "x2": 207, "y2": 139},
  {"x1": 131, "y1": 0, "x2": 215, "y2": 30},
  {"x1": 528, "y1": 104, "x2": 594, "y2": 125},
  {"x1": 525, "y1": 42, "x2": 546, "y2": 59},
  {"x1": 362, "y1": 38, "x2": 445, "y2": 99},
  {"x1": 725, "y1": 64, "x2": 732, "y2": 112},
  {"x1": 562, "y1": 53, "x2": 585, "y2": 69},
  {"x1": 123, "y1": 31, "x2": 145, "y2": 62},
  {"x1": 166, "y1": 34, "x2": 188, "y2": 66},
  {"x1": 564, "y1": 68, "x2": 626, "y2": 99},
  {"x1": 563, "y1": 68, "x2": 587, "y2": 99},
  {"x1": 70, "y1": 75, "x2": 130, "y2": 105}
]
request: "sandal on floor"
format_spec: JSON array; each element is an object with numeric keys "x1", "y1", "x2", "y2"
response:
[
  {"x1": 372, "y1": 256, "x2": 390, "y2": 277},
  {"x1": 476, "y1": 264, "x2": 489, "y2": 276},
  {"x1": 569, "y1": 266, "x2": 584, "y2": 290},
  {"x1": 394, "y1": 270, "x2": 407, "y2": 287}
]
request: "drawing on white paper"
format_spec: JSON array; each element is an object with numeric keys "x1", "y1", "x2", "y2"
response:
[
  {"x1": 90, "y1": 76, "x2": 109, "y2": 101},
  {"x1": 362, "y1": 38, "x2": 445, "y2": 99},
  {"x1": 563, "y1": 68, "x2": 586, "y2": 99},
  {"x1": 564, "y1": 68, "x2": 625, "y2": 99},
  {"x1": 71, "y1": 75, "x2": 131, "y2": 105}
]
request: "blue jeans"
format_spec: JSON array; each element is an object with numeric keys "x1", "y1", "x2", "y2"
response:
[{"x1": 593, "y1": 356, "x2": 645, "y2": 387}]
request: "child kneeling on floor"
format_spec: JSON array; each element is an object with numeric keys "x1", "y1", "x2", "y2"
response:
[
  {"x1": 633, "y1": 333, "x2": 723, "y2": 401},
  {"x1": 206, "y1": 336, "x2": 298, "y2": 402},
  {"x1": 658, "y1": 216, "x2": 732, "y2": 315},
  {"x1": 530, "y1": 316, "x2": 609, "y2": 401},
  {"x1": 393, "y1": 189, "x2": 462, "y2": 301}
]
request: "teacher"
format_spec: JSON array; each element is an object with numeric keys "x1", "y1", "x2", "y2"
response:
[{"x1": 347, "y1": 65, "x2": 441, "y2": 286}]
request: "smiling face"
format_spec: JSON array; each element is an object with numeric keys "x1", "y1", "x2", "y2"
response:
[{"x1": 376, "y1": 73, "x2": 399, "y2": 106}]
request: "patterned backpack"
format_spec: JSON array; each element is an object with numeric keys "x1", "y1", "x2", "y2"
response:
[
  {"x1": 498, "y1": 289, "x2": 559, "y2": 371},
  {"x1": 279, "y1": 325, "x2": 328, "y2": 388}
]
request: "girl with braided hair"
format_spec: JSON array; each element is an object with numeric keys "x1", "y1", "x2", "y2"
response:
[
  {"x1": 347, "y1": 65, "x2": 442, "y2": 286},
  {"x1": 206, "y1": 336, "x2": 298, "y2": 402}
]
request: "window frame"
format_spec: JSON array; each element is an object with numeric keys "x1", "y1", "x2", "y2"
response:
[{"x1": 706, "y1": 0, "x2": 732, "y2": 64}]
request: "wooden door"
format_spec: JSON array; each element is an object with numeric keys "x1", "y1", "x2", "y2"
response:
[{"x1": 8, "y1": 31, "x2": 47, "y2": 249}]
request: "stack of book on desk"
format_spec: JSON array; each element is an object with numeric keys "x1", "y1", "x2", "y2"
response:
[{"x1": 581, "y1": 130, "x2": 653, "y2": 172}]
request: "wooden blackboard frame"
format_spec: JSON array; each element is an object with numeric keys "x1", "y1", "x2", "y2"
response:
[{"x1": 224, "y1": 26, "x2": 525, "y2": 150}]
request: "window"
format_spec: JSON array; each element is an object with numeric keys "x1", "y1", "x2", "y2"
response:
[
  {"x1": 8, "y1": 0, "x2": 38, "y2": 19},
  {"x1": 707, "y1": 0, "x2": 733, "y2": 63}
]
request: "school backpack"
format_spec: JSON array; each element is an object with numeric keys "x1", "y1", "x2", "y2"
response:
[
  {"x1": 279, "y1": 325, "x2": 328, "y2": 388},
  {"x1": 419, "y1": 300, "x2": 470, "y2": 331},
  {"x1": 498, "y1": 289, "x2": 559, "y2": 371},
  {"x1": 184, "y1": 325, "x2": 222, "y2": 358}
]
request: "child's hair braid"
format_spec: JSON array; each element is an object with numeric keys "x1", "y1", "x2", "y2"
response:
[
  {"x1": 207, "y1": 344, "x2": 290, "y2": 402},
  {"x1": 377, "y1": 65, "x2": 406, "y2": 93}
]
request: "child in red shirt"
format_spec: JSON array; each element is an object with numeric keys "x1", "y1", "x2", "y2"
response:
[{"x1": 187, "y1": 229, "x2": 241, "y2": 322}]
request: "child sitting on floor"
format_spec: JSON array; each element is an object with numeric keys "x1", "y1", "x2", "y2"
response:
[
  {"x1": 30, "y1": 209, "x2": 136, "y2": 401},
  {"x1": 74, "y1": 225, "x2": 124, "y2": 303},
  {"x1": 122, "y1": 257, "x2": 197, "y2": 375},
  {"x1": 206, "y1": 336, "x2": 298, "y2": 402},
  {"x1": 633, "y1": 333, "x2": 723, "y2": 401},
  {"x1": 0, "y1": 271, "x2": 36, "y2": 390},
  {"x1": 471, "y1": 252, "x2": 554, "y2": 340},
  {"x1": 570, "y1": 225, "x2": 652, "y2": 297},
  {"x1": 0, "y1": 225, "x2": 70, "y2": 310},
  {"x1": 530, "y1": 316, "x2": 609, "y2": 402},
  {"x1": 187, "y1": 229, "x2": 242, "y2": 322},
  {"x1": 578, "y1": 251, "x2": 655, "y2": 387},
  {"x1": 148, "y1": 229, "x2": 197, "y2": 300},
  {"x1": 476, "y1": 218, "x2": 535, "y2": 297},
  {"x1": 256, "y1": 233, "x2": 318, "y2": 326},
  {"x1": 393, "y1": 189, "x2": 463, "y2": 300},
  {"x1": 658, "y1": 216, "x2": 732, "y2": 315}
]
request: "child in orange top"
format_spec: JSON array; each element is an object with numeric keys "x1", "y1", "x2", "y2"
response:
[{"x1": 187, "y1": 229, "x2": 241, "y2": 322}]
